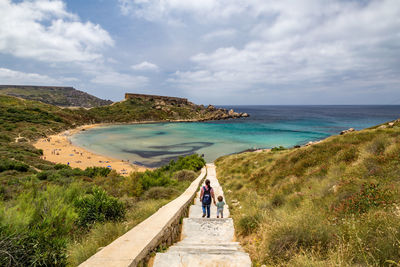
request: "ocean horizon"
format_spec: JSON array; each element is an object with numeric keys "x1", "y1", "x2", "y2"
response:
[{"x1": 71, "y1": 105, "x2": 400, "y2": 167}]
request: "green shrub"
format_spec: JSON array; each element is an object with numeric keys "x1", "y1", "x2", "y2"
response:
[
  {"x1": 143, "y1": 186, "x2": 179, "y2": 200},
  {"x1": 336, "y1": 146, "x2": 358, "y2": 163},
  {"x1": 0, "y1": 159, "x2": 29, "y2": 173},
  {"x1": 271, "y1": 146, "x2": 286, "y2": 152},
  {"x1": 36, "y1": 171, "x2": 49, "y2": 180},
  {"x1": 0, "y1": 185, "x2": 78, "y2": 266},
  {"x1": 238, "y1": 212, "x2": 261, "y2": 235},
  {"x1": 84, "y1": 166, "x2": 111, "y2": 178},
  {"x1": 173, "y1": 170, "x2": 197, "y2": 181},
  {"x1": 74, "y1": 187, "x2": 125, "y2": 227},
  {"x1": 0, "y1": 134, "x2": 11, "y2": 142},
  {"x1": 54, "y1": 163, "x2": 69, "y2": 170}
]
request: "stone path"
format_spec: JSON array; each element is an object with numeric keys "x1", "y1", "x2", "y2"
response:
[{"x1": 153, "y1": 164, "x2": 251, "y2": 267}]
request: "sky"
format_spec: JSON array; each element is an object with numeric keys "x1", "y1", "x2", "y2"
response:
[{"x1": 0, "y1": 0, "x2": 399, "y2": 105}]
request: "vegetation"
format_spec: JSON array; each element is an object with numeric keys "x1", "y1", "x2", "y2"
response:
[
  {"x1": 0, "y1": 85, "x2": 112, "y2": 108},
  {"x1": 216, "y1": 119, "x2": 400, "y2": 266},
  {"x1": 0, "y1": 94, "x2": 207, "y2": 266}
]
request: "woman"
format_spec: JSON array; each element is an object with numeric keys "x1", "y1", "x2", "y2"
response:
[{"x1": 200, "y1": 179, "x2": 216, "y2": 218}]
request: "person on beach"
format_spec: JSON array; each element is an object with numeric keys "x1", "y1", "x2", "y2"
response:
[
  {"x1": 200, "y1": 179, "x2": 216, "y2": 218},
  {"x1": 216, "y1": 196, "x2": 225, "y2": 218}
]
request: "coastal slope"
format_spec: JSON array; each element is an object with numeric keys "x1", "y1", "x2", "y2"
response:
[
  {"x1": 0, "y1": 85, "x2": 113, "y2": 108},
  {"x1": 0, "y1": 93, "x2": 211, "y2": 266},
  {"x1": 215, "y1": 119, "x2": 400, "y2": 266}
]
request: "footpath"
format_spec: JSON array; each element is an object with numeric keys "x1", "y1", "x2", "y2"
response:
[{"x1": 153, "y1": 163, "x2": 251, "y2": 267}]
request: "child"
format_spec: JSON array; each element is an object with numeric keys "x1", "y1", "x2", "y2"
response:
[{"x1": 216, "y1": 196, "x2": 225, "y2": 218}]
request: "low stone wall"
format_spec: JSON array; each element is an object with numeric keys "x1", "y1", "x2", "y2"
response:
[{"x1": 79, "y1": 167, "x2": 206, "y2": 267}]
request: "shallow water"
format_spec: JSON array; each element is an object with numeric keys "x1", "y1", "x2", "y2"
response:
[{"x1": 71, "y1": 105, "x2": 400, "y2": 167}]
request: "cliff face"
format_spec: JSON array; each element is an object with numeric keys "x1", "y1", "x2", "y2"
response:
[{"x1": 0, "y1": 85, "x2": 113, "y2": 108}]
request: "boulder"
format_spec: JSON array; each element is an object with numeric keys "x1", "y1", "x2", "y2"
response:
[
  {"x1": 154, "y1": 105, "x2": 162, "y2": 110},
  {"x1": 340, "y1": 128, "x2": 355, "y2": 135},
  {"x1": 207, "y1": 105, "x2": 216, "y2": 111},
  {"x1": 228, "y1": 109, "x2": 235, "y2": 116},
  {"x1": 388, "y1": 122, "x2": 395, "y2": 127},
  {"x1": 241, "y1": 113, "x2": 249, "y2": 117}
]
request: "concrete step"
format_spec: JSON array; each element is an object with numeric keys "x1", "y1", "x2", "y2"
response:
[
  {"x1": 153, "y1": 164, "x2": 251, "y2": 267},
  {"x1": 153, "y1": 251, "x2": 251, "y2": 267},
  {"x1": 166, "y1": 242, "x2": 241, "y2": 253},
  {"x1": 181, "y1": 218, "x2": 234, "y2": 243}
]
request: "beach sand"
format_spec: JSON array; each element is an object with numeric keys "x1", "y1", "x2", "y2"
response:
[{"x1": 33, "y1": 124, "x2": 148, "y2": 176}]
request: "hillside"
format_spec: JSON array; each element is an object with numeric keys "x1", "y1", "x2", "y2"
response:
[
  {"x1": 0, "y1": 85, "x2": 113, "y2": 108},
  {"x1": 0, "y1": 94, "x2": 207, "y2": 266},
  {"x1": 216, "y1": 119, "x2": 400, "y2": 266}
]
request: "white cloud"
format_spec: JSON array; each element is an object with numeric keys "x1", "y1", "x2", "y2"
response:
[
  {"x1": 202, "y1": 29, "x2": 236, "y2": 41},
  {"x1": 166, "y1": 0, "x2": 400, "y2": 98},
  {"x1": 0, "y1": 0, "x2": 113, "y2": 62},
  {"x1": 91, "y1": 71, "x2": 148, "y2": 88},
  {"x1": 118, "y1": 0, "x2": 246, "y2": 21},
  {"x1": 131, "y1": 61, "x2": 159, "y2": 71},
  {"x1": 0, "y1": 67, "x2": 60, "y2": 85}
]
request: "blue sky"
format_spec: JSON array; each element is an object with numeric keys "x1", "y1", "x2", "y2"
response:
[{"x1": 0, "y1": 0, "x2": 399, "y2": 105}]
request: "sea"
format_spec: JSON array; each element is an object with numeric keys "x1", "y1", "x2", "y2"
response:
[{"x1": 71, "y1": 105, "x2": 400, "y2": 167}]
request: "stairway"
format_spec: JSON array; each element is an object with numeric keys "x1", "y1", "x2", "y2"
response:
[{"x1": 153, "y1": 164, "x2": 251, "y2": 267}]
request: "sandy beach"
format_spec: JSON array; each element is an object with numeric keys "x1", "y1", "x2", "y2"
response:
[{"x1": 33, "y1": 124, "x2": 148, "y2": 176}]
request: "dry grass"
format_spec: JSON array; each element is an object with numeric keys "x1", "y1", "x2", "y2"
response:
[{"x1": 216, "y1": 120, "x2": 400, "y2": 266}]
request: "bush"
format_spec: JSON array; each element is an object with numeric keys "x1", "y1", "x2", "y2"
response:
[
  {"x1": 0, "y1": 185, "x2": 78, "y2": 266},
  {"x1": 336, "y1": 146, "x2": 358, "y2": 163},
  {"x1": 75, "y1": 187, "x2": 125, "y2": 227},
  {"x1": 36, "y1": 171, "x2": 49, "y2": 180},
  {"x1": 173, "y1": 170, "x2": 197, "y2": 181},
  {"x1": 143, "y1": 186, "x2": 179, "y2": 200},
  {"x1": 238, "y1": 212, "x2": 261, "y2": 235},
  {"x1": 271, "y1": 146, "x2": 286, "y2": 152},
  {"x1": 0, "y1": 159, "x2": 29, "y2": 173},
  {"x1": 84, "y1": 167, "x2": 111, "y2": 178}
]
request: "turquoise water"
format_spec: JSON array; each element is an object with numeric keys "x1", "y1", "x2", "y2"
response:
[{"x1": 71, "y1": 105, "x2": 400, "y2": 167}]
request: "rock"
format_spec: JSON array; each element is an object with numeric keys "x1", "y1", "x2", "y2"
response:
[
  {"x1": 330, "y1": 185, "x2": 338, "y2": 193},
  {"x1": 154, "y1": 105, "x2": 162, "y2": 110},
  {"x1": 241, "y1": 113, "x2": 249, "y2": 117},
  {"x1": 207, "y1": 105, "x2": 216, "y2": 111},
  {"x1": 232, "y1": 112, "x2": 240, "y2": 117},
  {"x1": 388, "y1": 122, "x2": 395, "y2": 127},
  {"x1": 379, "y1": 125, "x2": 387, "y2": 129},
  {"x1": 155, "y1": 100, "x2": 166, "y2": 106},
  {"x1": 228, "y1": 109, "x2": 235, "y2": 116},
  {"x1": 340, "y1": 128, "x2": 355, "y2": 135}
]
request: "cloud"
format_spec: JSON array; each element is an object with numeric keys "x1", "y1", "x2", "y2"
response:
[
  {"x1": 0, "y1": 0, "x2": 113, "y2": 62},
  {"x1": 0, "y1": 67, "x2": 60, "y2": 85},
  {"x1": 166, "y1": 0, "x2": 400, "y2": 100},
  {"x1": 131, "y1": 61, "x2": 159, "y2": 71},
  {"x1": 91, "y1": 71, "x2": 148, "y2": 89},
  {"x1": 202, "y1": 29, "x2": 236, "y2": 41},
  {"x1": 118, "y1": 0, "x2": 251, "y2": 24}
]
